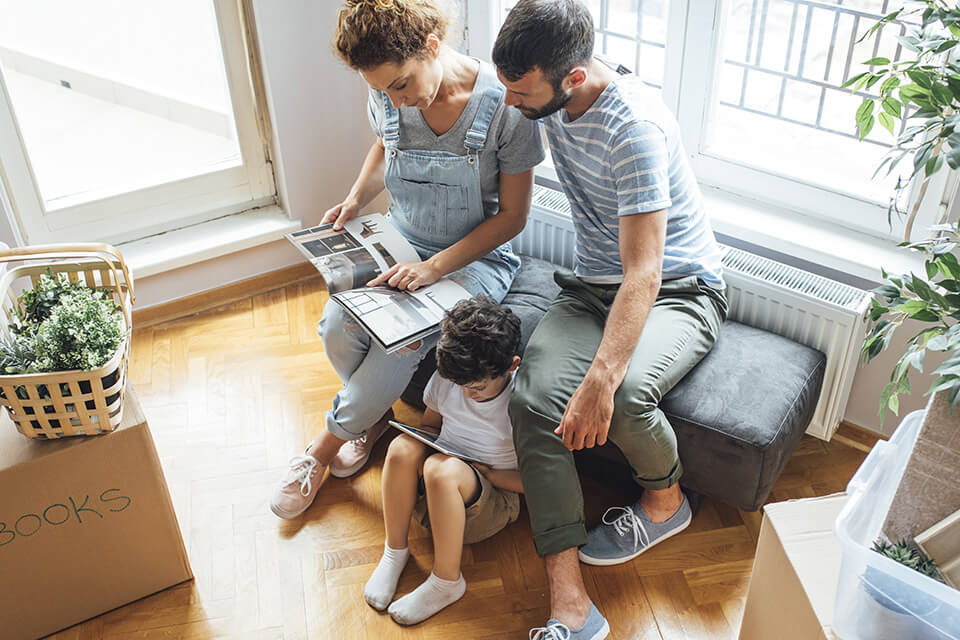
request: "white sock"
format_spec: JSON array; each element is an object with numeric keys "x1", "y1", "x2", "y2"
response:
[
  {"x1": 387, "y1": 572, "x2": 466, "y2": 625},
  {"x1": 363, "y1": 544, "x2": 410, "y2": 610}
]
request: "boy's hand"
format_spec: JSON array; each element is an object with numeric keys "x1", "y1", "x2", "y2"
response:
[{"x1": 472, "y1": 463, "x2": 492, "y2": 476}]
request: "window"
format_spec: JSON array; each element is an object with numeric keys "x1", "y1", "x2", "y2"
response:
[
  {"x1": 469, "y1": 0, "x2": 946, "y2": 242},
  {"x1": 0, "y1": 0, "x2": 275, "y2": 245}
]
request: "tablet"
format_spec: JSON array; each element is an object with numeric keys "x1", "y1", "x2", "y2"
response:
[{"x1": 387, "y1": 420, "x2": 483, "y2": 464}]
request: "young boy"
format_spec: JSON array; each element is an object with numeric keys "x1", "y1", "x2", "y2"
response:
[{"x1": 364, "y1": 295, "x2": 524, "y2": 625}]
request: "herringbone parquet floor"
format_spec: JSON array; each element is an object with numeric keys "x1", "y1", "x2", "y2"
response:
[{"x1": 48, "y1": 276, "x2": 876, "y2": 640}]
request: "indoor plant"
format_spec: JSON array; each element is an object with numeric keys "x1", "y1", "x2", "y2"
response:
[{"x1": 848, "y1": 0, "x2": 960, "y2": 415}]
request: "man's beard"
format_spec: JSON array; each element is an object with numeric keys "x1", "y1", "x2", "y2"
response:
[{"x1": 517, "y1": 86, "x2": 572, "y2": 120}]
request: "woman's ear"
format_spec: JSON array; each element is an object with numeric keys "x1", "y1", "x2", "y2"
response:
[{"x1": 509, "y1": 355, "x2": 521, "y2": 372}]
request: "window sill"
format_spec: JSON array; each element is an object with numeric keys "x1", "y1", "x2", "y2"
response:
[
  {"x1": 701, "y1": 186, "x2": 925, "y2": 286},
  {"x1": 118, "y1": 205, "x2": 301, "y2": 279}
]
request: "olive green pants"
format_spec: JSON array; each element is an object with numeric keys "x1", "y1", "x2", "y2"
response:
[{"x1": 509, "y1": 270, "x2": 727, "y2": 557}]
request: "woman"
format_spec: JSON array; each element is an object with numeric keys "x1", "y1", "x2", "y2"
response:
[{"x1": 270, "y1": 0, "x2": 544, "y2": 519}]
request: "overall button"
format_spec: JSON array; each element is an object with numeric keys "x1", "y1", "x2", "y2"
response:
[
  {"x1": 390, "y1": 150, "x2": 397, "y2": 158},
  {"x1": 467, "y1": 156, "x2": 475, "y2": 165}
]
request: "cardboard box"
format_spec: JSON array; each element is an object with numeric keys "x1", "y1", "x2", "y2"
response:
[
  {"x1": 0, "y1": 388, "x2": 192, "y2": 640},
  {"x1": 739, "y1": 494, "x2": 848, "y2": 640}
]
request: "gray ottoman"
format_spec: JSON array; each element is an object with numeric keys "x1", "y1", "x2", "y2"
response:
[{"x1": 401, "y1": 256, "x2": 825, "y2": 512}]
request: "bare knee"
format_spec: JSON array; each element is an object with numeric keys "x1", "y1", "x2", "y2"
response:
[
  {"x1": 423, "y1": 455, "x2": 474, "y2": 501},
  {"x1": 386, "y1": 434, "x2": 426, "y2": 466}
]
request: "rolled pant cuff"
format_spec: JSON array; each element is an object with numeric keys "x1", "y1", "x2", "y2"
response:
[
  {"x1": 325, "y1": 412, "x2": 364, "y2": 442},
  {"x1": 634, "y1": 460, "x2": 683, "y2": 491},
  {"x1": 533, "y1": 522, "x2": 589, "y2": 557}
]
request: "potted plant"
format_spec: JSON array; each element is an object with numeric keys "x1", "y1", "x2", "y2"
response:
[
  {"x1": 845, "y1": 3, "x2": 960, "y2": 633},
  {"x1": 855, "y1": 539, "x2": 952, "y2": 640},
  {"x1": 849, "y1": 0, "x2": 960, "y2": 417}
]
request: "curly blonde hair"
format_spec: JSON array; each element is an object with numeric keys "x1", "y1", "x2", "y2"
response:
[{"x1": 334, "y1": 0, "x2": 449, "y2": 70}]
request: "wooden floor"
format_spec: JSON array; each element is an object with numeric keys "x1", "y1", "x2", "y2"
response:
[{"x1": 49, "y1": 277, "x2": 876, "y2": 640}]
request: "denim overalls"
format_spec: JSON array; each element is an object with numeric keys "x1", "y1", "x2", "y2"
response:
[{"x1": 319, "y1": 65, "x2": 521, "y2": 441}]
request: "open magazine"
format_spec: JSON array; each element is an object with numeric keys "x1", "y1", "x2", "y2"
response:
[
  {"x1": 387, "y1": 420, "x2": 483, "y2": 464},
  {"x1": 286, "y1": 213, "x2": 471, "y2": 354}
]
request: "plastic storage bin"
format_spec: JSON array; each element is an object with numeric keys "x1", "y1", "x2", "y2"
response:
[{"x1": 833, "y1": 409, "x2": 960, "y2": 640}]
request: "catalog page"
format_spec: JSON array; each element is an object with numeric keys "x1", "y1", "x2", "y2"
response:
[
  {"x1": 285, "y1": 214, "x2": 420, "y2": 293},
  {"x1": 331, "y1": 279, "x2": 471, "y2": 353}
]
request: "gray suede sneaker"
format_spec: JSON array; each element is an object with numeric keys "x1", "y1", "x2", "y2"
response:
[
  {"x1": 529, "y1": 603, "x2": 610, "y2": 640},
  {"x1": 578, "y1": 496, "x2": 692, "y2": 566}
]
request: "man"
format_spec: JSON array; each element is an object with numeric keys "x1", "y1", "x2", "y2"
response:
[{"x1": 492, "y1": 1, "x2": 727, "y2": 638}]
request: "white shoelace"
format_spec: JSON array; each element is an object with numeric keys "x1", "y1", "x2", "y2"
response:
[
  {"x1": 602, "y1": 505, "x2": 650, "y2": 551},
  {"x1": 529, "y1": 622, "x2": 571, "y2": 640},
  {"x1": 348, "y1": 434, "x2": 369, "y2": 451},
  {"x1": 284, "y1": 455, "x2": 319, "y2": 496}
]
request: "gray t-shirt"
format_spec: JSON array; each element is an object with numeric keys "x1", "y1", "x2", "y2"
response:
[{"x1": 367, "y1": 61, "x2": 545, "y2": 221}]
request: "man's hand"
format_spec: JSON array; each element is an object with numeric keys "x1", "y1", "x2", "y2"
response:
[
  {"x1": 321, "y1": 198, "x2": 360, "y2": 230},
  {"x1": 555, "y1": 373, "x2": 616, "y2": 450},
  {"x1": 367, "y1": 260, "x2": 443, "y2": 291}
]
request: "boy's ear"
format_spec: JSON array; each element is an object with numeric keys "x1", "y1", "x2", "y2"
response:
[{"x1": 508, "y1": 355, "x2": 521, "y2": 372}]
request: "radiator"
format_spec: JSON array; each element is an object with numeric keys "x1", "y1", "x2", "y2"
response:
[{"x1": 513, "y1": 185, "x2": 872, "y2": 441}]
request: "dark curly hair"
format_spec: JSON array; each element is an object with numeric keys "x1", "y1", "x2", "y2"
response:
[
  {"x1": 436, "y1": 295, "x2": 522, "y2": 385},
  {"x1": 334, "y1": 0, "x2": 449, "y2": 71}
]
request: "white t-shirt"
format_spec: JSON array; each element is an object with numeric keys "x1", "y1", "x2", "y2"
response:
[{"x1": 423, "y1": 371, "x2": 519, "y2": 470}]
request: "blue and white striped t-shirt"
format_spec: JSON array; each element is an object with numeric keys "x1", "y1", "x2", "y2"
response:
[{"x1": 542, "y1": 75, "x2": 724, "y2": 289}]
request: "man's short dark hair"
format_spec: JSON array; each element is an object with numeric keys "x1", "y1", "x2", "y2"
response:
[
  {"x1": 436, "y1": 295, "x2": 521, "y2": 385},
  {"x1": 492, "y1": 0, "x2": 594, "y2": 89}
]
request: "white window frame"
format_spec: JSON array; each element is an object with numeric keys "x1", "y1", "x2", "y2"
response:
[
  {"x1": 0, "y1": 0, "x2": 276, "y2": 246},
  {"x1": 466, "y1": 0, "x2": 948, "y2": 244}
]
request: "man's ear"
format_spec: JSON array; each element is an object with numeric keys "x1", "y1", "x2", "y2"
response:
[
  {"x1": 564, "y1": 66, "x2": 588, "y2": 90},
  {"x1": 509, "y1": 355, "x2": 522, "y2": 372}
]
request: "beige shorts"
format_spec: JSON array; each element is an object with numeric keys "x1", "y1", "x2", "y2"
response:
[{"x1": 413, "y1": 466, "x2": 521, "y2": 544}]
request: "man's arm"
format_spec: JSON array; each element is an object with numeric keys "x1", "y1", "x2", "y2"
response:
[{"x1": 554, "y1": 210, "x2": 666, "y2": 450}]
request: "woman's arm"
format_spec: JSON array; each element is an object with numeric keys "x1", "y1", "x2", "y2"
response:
[
  {"x1": 367, "y1": 168, "x2": 535, "y2": 290},
  {"x1": 473, "y1": 464, "x2": 524, "y2": 494},
  {"x1": 321, "y1": 138, "x2": 387, "y2": 229}
]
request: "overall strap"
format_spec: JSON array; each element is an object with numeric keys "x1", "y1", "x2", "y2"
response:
[
  {"x1": 464, "y1": 67, "x2": 505, "y2": 153},
  {"x1": 379, "y1": 90, "x2": 401, "y2": 148}
]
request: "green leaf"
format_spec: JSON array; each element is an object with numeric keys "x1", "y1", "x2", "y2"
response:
[
  {"x1": 933, "y1": 83, "x2": 954, "y2": 106},
  {"x1": 881, "y1": 76, "x2": 901, "y2": 95},
  {"x1": 843, "y1": 72, "x2": 870, "y2": 89},
  {"x1": 859, "y1": 116, "x2": 875, "y2": 140},
  {"x1": 927, "y1": 260, "x2": 941, "y2": 279},
  {"x1": 926, "y1": 153, "x2": 944, "y2": 177},
  {"x1": 940, "y1": 252, "x2": 960, "y2": 279},
  {"x1": 896, "y1": 300, "x2": 930, "y2": 314},
  {"x1": 879, "y1": 112, "x2": 895, "y2": 134},
  {"x1": 908, "y1": 69, "x2": 935, "y2": 90},
  {"x1": 882, "y1": 96, "x2": 902, "y2": 118},
  {"x1": 888, "y1": 391, "x2": 900, "y2": 415},
  {"x1": 912, "y1": 310, "x2": 941, "y2": 322},
  {"x1": 856, "y1": 99, "x2": 875, "y2": 122},
  {"x1": 864, "y1": 57, "x2": 891, "y2": 66},
  {"x1": 935, "y1": 40, "x2": 959, "y2": 54}
]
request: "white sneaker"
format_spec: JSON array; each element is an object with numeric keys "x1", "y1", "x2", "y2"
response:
[
  {"x1": 329, "y1": 412, "x2": 392, "y2": 478},
  {"x1": 269, "y1": 453, "x2": 327, "y2": 519}
]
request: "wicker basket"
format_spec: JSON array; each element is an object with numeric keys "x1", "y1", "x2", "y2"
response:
[{"x1": 0, "y1": 243, "x2": 134, "y2": 439}]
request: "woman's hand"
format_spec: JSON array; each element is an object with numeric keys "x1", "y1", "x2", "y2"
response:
[
  {"x1": 367, "y1": 260, "x2": 443, "y2": 291},
  {"x1": 321, "y1": 198, "x2": 360, "y2": 231}
]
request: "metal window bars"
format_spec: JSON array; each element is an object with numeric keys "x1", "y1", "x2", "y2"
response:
[
  {"x1": 497, "y1": 0, "x2": 911, "y2": 148},
  {"x1": 724, "y1": 0, "x2": 911, "y2": 148}
]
